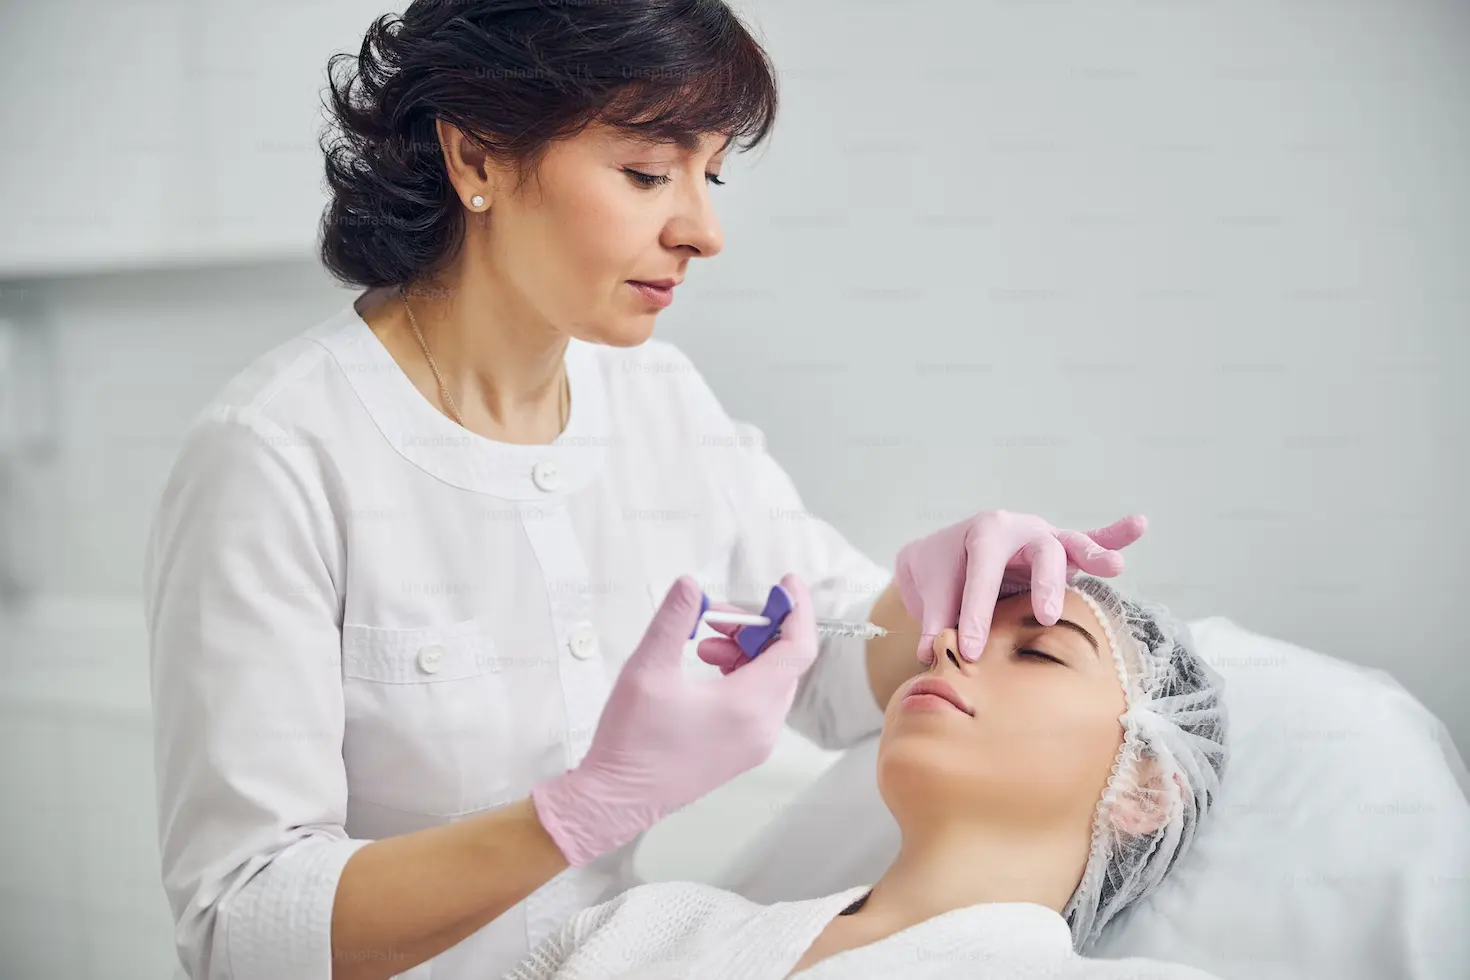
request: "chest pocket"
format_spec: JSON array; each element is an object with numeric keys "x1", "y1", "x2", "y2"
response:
[{"x1": 341, "y1": 616, "x2": 514, "y2": 817}]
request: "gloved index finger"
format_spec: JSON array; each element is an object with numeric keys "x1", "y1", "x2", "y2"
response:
[
  {"x1": 1025, "y1": 535, "x2": 1069, "y2": 624},
  {"x1": 957, "y1": 522, "x2": 1029, "y2": 661}
]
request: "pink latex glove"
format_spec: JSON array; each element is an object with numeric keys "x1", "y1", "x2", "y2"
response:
[
  {"x1": 696, "y1": 601, "x2": 786, "y2": 675},
  {"x1": 894, "y1": 510, "x2": 1148, "y2": 664},
  {"x1": 530, "y1": 573, "x2": 819, "y2": 867}
]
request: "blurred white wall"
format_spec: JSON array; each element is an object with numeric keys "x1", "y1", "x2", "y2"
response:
[{"x1": 1, "y1": 1, "x2": 1467, "y2": 978}]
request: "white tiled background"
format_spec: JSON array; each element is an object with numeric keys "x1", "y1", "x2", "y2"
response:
[{"x1": 2, "y1": 0, "x2": 1467, "y2": 978}]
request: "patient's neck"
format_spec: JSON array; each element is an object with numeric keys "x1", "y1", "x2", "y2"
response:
[{"x1": 852, "y1": 815, "x2": 1087, "y2": 933}]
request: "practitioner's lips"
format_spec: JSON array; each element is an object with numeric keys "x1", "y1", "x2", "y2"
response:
[{"x1": 902, "y1": 677, "x2": 974, "y2": 716}]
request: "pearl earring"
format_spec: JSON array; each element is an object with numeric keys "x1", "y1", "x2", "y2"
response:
[{"x1": 470, "y1": 195, "x2": 485, "y2": 209}]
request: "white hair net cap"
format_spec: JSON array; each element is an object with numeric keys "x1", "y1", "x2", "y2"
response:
[{"x1": 1058, "y1": 575, "x2": 1230, "y2": 951}]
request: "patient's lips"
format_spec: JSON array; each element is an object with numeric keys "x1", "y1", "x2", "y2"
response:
[{"x1": 902, "y1": 677, "x2": 974, "y2": 717}]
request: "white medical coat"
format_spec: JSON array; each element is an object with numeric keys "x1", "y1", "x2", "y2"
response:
[
  {"x1": 503, "y1": 881, "x2": 1228, "y2": 979},
  {"x1": 143, "y1": 285, "x2": 893, "y2": 980}
]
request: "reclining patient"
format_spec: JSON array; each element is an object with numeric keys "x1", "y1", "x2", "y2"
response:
[{"x1": 505, "y1": 576, "x2": 1230, "y2": 979}]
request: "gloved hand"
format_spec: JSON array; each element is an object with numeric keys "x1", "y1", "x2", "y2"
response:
[
  {"x1": 894, "y1": 510, "x2": 1148, "y2": 664},
  {"x1": 530, "y1": 573, "x2": 819, "y2": 867},
  {"x1": 695, "y1": 600, "x2": 784, "y2": 675}
]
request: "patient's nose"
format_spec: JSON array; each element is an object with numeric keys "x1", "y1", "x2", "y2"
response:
[{"x1": 931, "y1": 628, "x2": 962, "y2": 669}]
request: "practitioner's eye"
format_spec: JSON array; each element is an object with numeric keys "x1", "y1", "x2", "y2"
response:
[{"x1": 1017, "y1": 648, "x2": 1066, "y2": 666}]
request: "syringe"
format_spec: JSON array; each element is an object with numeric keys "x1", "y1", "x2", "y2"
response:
[{"x1": 699, "y1": 608, "x2": 899, "y2": 642}]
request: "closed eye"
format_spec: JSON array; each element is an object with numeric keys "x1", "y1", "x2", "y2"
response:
[
  {"x1": 1017, "y1": 648, "x2": 1066, "y2": 666},
  {"x1": 623, "y1": 168, "x2": 666, "y2": 187},
  {"x1": 623, "y1": 168, "x2": 725, "y2": 188}
]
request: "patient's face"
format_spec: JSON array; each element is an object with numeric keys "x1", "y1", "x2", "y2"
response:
[{"x1": 876, "y1": 590, "x2": 1127, "y2": 835}]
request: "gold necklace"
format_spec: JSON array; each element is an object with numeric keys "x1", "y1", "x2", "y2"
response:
[{"x1": 399, "y1": 284, "x2": 568, "y2": 434}]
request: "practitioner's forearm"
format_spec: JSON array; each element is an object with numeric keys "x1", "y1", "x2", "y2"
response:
[
  {"x1": 331, "y1": 797, "x2": 568, "y2": 980},
  {"x1": 865, "y1": 580, "x2": 925, "y2": 711}
]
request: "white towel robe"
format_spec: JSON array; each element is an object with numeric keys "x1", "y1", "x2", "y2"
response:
[
  {"x1": 143, "y1": 286, "x2": 893, "y2": 980},
  {"x1": 503, "y1": 881, "x2": 1229, "y2": 980}
]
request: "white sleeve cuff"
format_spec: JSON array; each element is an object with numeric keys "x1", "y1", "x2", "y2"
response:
[{"x1": 223, "y1": 834, "x2": 374, "y2": 980}]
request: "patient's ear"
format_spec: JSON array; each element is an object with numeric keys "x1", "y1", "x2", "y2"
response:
[{"x1": 1107, "y1": 757, "x2": 1183, "y2": 836}]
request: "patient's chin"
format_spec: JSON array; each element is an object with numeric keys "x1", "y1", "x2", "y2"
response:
[
  {"x1": 878, "y1": 733, "x2": 1090, "y2": 826},
  {"x1": 876, "y1": 736, "x2": 985, "y2": 810}
]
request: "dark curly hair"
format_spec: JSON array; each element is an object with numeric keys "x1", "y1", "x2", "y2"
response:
[{"x1": 317, "y1": 0, "x2": 780, "y2": 289}]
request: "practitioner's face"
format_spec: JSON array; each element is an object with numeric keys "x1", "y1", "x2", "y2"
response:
[
  {"x1": 876, "y1": 590, "x2": 1128, "y2": 836},
  {"x1": 447, "y1": 118, "x2": 728, "y2": 348}
]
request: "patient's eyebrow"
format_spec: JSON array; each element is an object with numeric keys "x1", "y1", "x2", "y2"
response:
[{"x1": 1020, "y1": 614, "x2": 1099, "y2": 655}]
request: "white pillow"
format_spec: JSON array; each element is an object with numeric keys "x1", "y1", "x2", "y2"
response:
[{"x1": 714, "y1": 616, "x2": 1470, "y2": 980}]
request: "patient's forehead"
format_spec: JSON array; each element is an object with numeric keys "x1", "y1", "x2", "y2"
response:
[{"x1": 992, "y1": 590, "x2": 1112, "y2": 657}]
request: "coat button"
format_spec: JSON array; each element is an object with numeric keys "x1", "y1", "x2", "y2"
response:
[
  {"x1": 531, "y1": 460, "x2": 561, "y2": 492},
  {"x1": 568, "y1": 624, "x2": 598, "y2": 660},
  {"x1": 417, "y1": 644, "x2": 445, "y2": 674}
]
